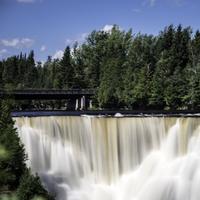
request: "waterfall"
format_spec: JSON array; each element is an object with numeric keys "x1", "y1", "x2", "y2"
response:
[{"x1": 14, "y1": 116, "x2": 200, "y2": 200}]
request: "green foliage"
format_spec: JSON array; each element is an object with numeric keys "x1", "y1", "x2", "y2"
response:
[
  {"x1": 81, "y1": 30, "x2": 109, "y2": 88},
  {"x1": 184, "y1": 64, "x2": 200, "y2": 109},
  {"x1": 1, "y1": 24, "x2": 200, "y2": 110},
  {"x1": 60, "y1": 46, "x2": 74, "y2": 89},
  {"x1": 97, "y1": 26, "x2": 132, "y2": 108},
  {"x1": 0, "y1": 100, "x2": 26, "y2": 190},
  {"x1": 0, "y1": 100, "x2": 54, "y2": 199},
  {"x1": 0, "y1": 61, "x2": 4, "y2": 89},
  {"x1": 16, "y1": 170, "x2": 54, "y2": 200},
  {"x1": 0, "y1": 145, "x2": 9, "y2": 160},
  {"x1": 0, "y1": 194, "x2": 18, "y2": 200}
]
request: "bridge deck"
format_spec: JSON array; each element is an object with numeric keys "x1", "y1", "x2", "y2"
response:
[
  {"x1": 0, "y1": 89, "x2": 95, "y2": 100},
  {"x1": 11, "y1": 110, "x2": 200, "y2": 117}
]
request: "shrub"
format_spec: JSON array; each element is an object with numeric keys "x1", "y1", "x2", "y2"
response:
[{"x1": 17, "y1": 170, "x2": 54, "y2": 200}]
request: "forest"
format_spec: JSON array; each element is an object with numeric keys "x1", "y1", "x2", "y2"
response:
[
  {"x1": 0, "y1": 100, "x2": 54, "y2": 199},
  {"x1": 0, "y1": 24, "x2": 200, "y2": 110}
]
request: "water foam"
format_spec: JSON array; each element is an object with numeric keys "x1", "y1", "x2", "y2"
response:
[{"x1": 14, "y1": 116, "x2": 200, "y2": 200}]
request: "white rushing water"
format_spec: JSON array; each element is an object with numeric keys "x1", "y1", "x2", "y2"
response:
[{"x1": 14, "y1": 116, "x2": 200, "y2": 200}]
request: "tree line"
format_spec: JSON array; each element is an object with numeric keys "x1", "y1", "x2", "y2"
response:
[
  {"x1": 0, "y1": 100, "x2": 54, "y2": 199},
  {"x1": 0, "y1": 24, "x2": 200, "y2": 110}
]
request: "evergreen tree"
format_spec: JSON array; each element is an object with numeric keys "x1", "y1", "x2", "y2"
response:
[
  {"x1": 25, "y1": 51, "x2": 38, "y2": 88},
  {"x1": 0, "y1": 100, "x2": 54, "y2": 199},
  {"x1": 149, "y1": 60, "x2": 166, "y2": 109},
  {"x1": 0, "y1": 61, "x2": 3, "y2": 88},
  {"x1": 41, "y1": 57, "x2": 54, "y2": 89},
  {"x1": 17, "y1": 169, "x2": 54, "y2": 200},
  {"x1": 60, "y1": 46, "x2": 74, "y2": 89},
  {"x1": 0, "y1": 100, "x2": 26, "y2": 190},
  {"x1": 17, "y1": 53, "x2": 27, "y2": 89},
  {"x1": 2, "y1": 56, "x2": 18, "y2": 89},
  {"x1": 82, "y1": 30, "x2": 109, "y2": 88},
  {"x1": 123, "y1": 34, "x2": 156, "y2": 108},
  {"x1": 191, "y1": 30, "x2": 200, "y2": 66},
  {"x1": 71, "y1": 43, "x2": 86, "y2": 88},
  {"x1": 0, "y1": 24, "x2": 200, "y2": 110},
  {"x1": 98, "y1": 26, "x2": 131, "y2": 108},
  {"x1": 184, "y1": 64, "x2": 200, "y2": 109}
]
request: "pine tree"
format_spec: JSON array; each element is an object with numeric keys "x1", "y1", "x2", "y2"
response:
[
  {"x1": 60, "y1": 46, "x2": 74, "y2": 89},
  {"x1": 0, "y1": 100, "x2": 55, "y2": 198},
  {"x1": 0, "y1": 61, "x2": 3, "y2": 88},
  {"x1": 0, "y1": 100, "x2": 26, "y2": 190},
  {"x1": 98, "y1": 26, "x2": 131, "y2": 108},
  {"x1": 2, "y1": 56, "x2": 18, "y2": 89},
  {"x1": 82, "y1": 30, "x2": 109, "y2": 88},
  {"x1": 71, "y1": 43, "x2": 86, "y2": 88},
  {"x1": 25, "y1": 50, "x2": 38, "y2": 88},
  {"x1": 17, "y1": 53, "x2": 27, "y2": 89},
  {"x1": 17, "y1": 169, "x2": 54, "y2": 200}
]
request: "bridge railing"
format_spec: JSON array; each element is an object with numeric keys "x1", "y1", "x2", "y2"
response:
[{"x1": 0, "y1": 89, "x2": 95, "y2": 95}]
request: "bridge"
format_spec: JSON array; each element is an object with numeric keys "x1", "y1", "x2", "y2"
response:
[
  {"x1": 0, "y1": 89, "x2": 95, "y2": 110},
  {"x1": 0, "y1": 89, "x2": 95, "y2": 100}
]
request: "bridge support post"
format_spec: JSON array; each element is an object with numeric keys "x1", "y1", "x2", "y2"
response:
[
  {"x1": 80, "y1": 96, "x2": 86, "y2": 110},
  {"x1": 0, "y1": 89, "x2": 95, "y2": 111},
  {"x1": 89, "y1": 100, "x2": 93, "y2": 110},
  {"x1": 75, "y1": 99, "x2": 79, "y2": 110}
]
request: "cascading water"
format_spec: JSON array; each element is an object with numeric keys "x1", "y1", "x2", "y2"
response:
[{"x1": 14, "y1": 116, "x2": 200, "y2": 200}]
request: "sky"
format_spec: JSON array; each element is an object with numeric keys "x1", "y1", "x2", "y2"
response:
[{"x1": 0, "y1": 0, "x2": 200, "y2": 62}]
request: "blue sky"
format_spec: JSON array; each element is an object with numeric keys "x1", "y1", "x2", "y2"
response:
[{"x1": 0, "y1": 0, "x2": 199, "y2": 62}]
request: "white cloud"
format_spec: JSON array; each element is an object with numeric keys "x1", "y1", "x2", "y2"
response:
[
  {"x1": 143, "y1": 0, "x2": 185, "y2": 7},
  {"x1": 0, "y1": 49, "x2": 8, "y2": 57},
  {"x1": 20, "y1": 38, "x2": 34, "y2": 47},
  {"x1": 101, "y1": 24, "x2": 122, "y2": 33},
  {"x1": 150, "y1": 0, "x2": 156, "y2": 6},
  {"x1": 1, "y1": 39, "x2": 19, "y2": 47},
  {"x1": 1, "y1": 38, "x2": 34, "y2": 49},
  {"x1": 65, "y1": 33, "x2": 88, "y2": 47},
  {"x1": 76, "y1": 33, "x2": 88, "y2": 43},
  {"x1": 143, "y1": 0, "x2": 156, "y2": 7},
  {"x1": 65, "y1": 39, "x2": 72, "y2": 45},
  {"x1": 17, "y1": 0, "x2": 35, "y2": 3},
  {"x1": 133, "y1": 8, "x2": 141, "y2": 13},
  {"x1": 174, "y1": 0, "x2": 185, "y2": 6},
  {"x1": 52, "y1": 50, "x2": 64, "y2": 60},
  {"x1": 17, "y1": 0, "x2": 44, "y2": 3},
  {"x1": 0, "y1": 49, "x2": 8, "y2": 54},
  {"x1": 40, "y1": 45, "x2": 46, "y2": 52},
  {"x1": 102, "y1": 25, "x2": 114, "y2": 33}
]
